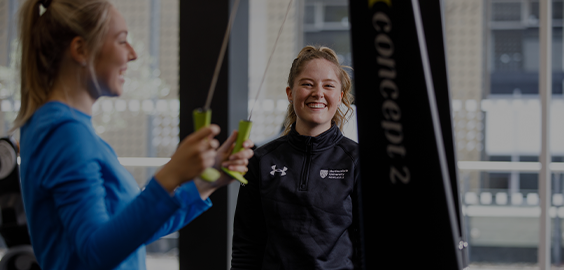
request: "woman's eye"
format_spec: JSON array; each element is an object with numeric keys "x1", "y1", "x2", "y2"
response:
[
  {"x1": 325, "y1": 84, "x2": 335, "y2": 88},
  {"x1": 302, "y1": 83, "x2": 312, "y2": 87}
]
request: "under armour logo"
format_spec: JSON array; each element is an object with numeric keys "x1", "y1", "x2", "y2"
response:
[{"x1": 270, "y1": 165, "x2": 287, "y2": 176}]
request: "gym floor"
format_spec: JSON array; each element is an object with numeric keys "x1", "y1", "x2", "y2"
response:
[{"x1": 5, "y1": 248, "x2": 564, "y2": 269}]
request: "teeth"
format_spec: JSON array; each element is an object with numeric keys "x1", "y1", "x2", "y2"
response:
[{"x1": 308, "y1": 103, "x2": 325, "y2": 108}]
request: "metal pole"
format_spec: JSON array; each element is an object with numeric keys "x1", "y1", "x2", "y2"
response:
[
  {"x1": 463, "y1": 172, "x2": 472, "y2": 262},
  {"x1": 538, "y1": 0, "x2": 552, "y2": 269},
  {"x1": 554, "y1": 173, "x2": 562, "y2": 265},
  {"x1": 146, "y1": 0, "x2": 161, "y2": 177}
]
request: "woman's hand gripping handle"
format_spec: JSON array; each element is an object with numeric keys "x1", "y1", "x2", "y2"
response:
[
  {"x1": 195, "y1": 130, "x2": 254, "y2": 200},
  {"x1": 155, "y1": 125, "x2": 221, "y2": 193}
]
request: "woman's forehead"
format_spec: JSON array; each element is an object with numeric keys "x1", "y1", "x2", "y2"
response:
[
  {"x1": 298, "y1": 59, "x2": 340, "y2": 80},
  {"x1": 108, "y1": 6, "x2": 128, "y2": 34}
]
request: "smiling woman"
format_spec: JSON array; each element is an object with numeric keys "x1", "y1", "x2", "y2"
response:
[
  {"x1": 93, "y1": 7, "x2": 137, "y2": 97},
  {"x1": 231, "y1": 46, "x2": 360, "y2": 270},
  {"x1": 13, "y1": 0, "x2": 254, "y2": 269}
]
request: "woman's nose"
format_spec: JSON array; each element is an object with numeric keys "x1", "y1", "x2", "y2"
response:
[
  {"x1": 311, "y1": 85, "x2": 324, "y2": 97},
  {"x1": 128, "y1": 43, "x2": 138, "y2": 61}
]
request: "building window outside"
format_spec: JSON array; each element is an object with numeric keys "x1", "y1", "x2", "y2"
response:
[{"x1": 2, "y1": 0, "x2": 564, "y2": 268}]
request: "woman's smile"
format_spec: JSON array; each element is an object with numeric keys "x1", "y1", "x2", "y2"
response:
[{"x1": 307, "y1": 102, "x2": 326, "y2": 109}]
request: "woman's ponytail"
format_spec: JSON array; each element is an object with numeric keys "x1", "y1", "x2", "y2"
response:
[{"x1": 12, "y1": 0, "x2": 111, "y2": 131}]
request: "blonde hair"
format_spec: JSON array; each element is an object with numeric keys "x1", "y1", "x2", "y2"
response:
[
  {"x1": 12, "y1": 0, "x2": 112, "y2": 130},
  {"x1": 283, "y1": 45, "x2": 354, "y2": 136}
]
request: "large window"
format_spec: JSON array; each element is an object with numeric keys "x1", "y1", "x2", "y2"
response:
[{"x1": 2, "y1": 0, "x2": 564, "y2": 269}]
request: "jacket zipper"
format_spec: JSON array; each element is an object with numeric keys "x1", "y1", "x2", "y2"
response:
[{"x1": 299, "y1": 139, "x2": 312, "y2": 191}]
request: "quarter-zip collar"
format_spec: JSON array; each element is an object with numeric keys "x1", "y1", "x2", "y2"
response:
[{"x1": 288, "y1": 122, "x2": 343, "y2": 153}]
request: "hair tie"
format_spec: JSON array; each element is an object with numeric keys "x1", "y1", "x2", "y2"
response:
[
  {"x1": 39, "y1": 0, "x2": 52, "y2": 7},
  {"x1": 38, "y1": 0, "x2": 52, "y2": 16}
]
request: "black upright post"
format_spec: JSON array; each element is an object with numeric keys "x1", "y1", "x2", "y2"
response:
[
  {"x1": 349, "y1": 0, "x2": 467, "y2": 269},
  {"x1": 178, "y1": 1, "x2": 248, "y2": 269}
]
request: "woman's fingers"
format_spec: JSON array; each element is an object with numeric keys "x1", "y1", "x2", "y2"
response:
[
  {"x1": 163, "y1": 124, "x2": 222, "y2": 183},
  {"x1": 218, "y1": 130, "x2": 238, "y2": 152},
  {"x1": 178, "y1": 129, "x2": 253, "y2": 181},
  {"x1": 195, "y1": 136, "x2": 219, "y2": 155},
  {"x1": 209, "y1": 138, "x2": 220, "y2": 150},
  {"x1": 228, "y1": 148, "x2": 254, "y2": 160},
  {"x1": 222, "y1": 159, "x2": 248, "y2": 168},
  {"x1": 180, "y1": 125, "x2": 220, "y2": 152},
  {"x1": 201, "y1": 149, "x2": 217, "y2": 167},
  {"x1": 225, "y1": 164, "x2": 249, "y2": 173},
  {"x1": 222, "y1": 148, "x2": 253, "y2": 168},
  {"x1": 241, "y1": 139, "x2": 254, "y2": 149},
  {"x1": 191, "y1": 124, "x2": 220, "y2": 141}
]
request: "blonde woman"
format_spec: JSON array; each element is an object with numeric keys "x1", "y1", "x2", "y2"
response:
[
  {"x1": 232, "y1": 46, "x2": 361, "y2": 269},
  {"x1": 16, "y1": 0, "x2": 253, "y2": 269}
]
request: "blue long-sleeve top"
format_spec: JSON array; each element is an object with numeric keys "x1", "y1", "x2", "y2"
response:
[{"x1": 19, "y1": 101, "x2": 212, "y2": 270}]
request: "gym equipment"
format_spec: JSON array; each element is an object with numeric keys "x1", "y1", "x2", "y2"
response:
[
  {"x1": 349, "y1": 0, "x2": 468, "y2": 269},
  {"x1": 0, "y1": 137, "x2": 40, "y2": 270},
  {"x1": 192, "y1": 0, "x2": 241, "y2": 182},
  {"x1": 196, "y1": 0, "x2": 293, "y2": 185}
]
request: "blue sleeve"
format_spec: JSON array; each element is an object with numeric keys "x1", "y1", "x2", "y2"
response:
[
  {"x1": 145, "y1": 181, "x2": 212, "y2": 244},
  {"x1": 40, "y1": 122, "x2": 208, "y2": 269}
]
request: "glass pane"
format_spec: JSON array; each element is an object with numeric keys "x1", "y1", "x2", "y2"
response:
[
  {"x1": 304, "y1": 5, "x2": 315, "y2": 24},
  {"x1": 449, "y1": 0, "x2": 564, "y2": 268},
  {"x1": 493, "y1": 30, "x2": 524, "y2": 72},
  {"x1": 492, "y1": 2, "x2": 522, "y2": 21},
  {"x1": 304, "y1": 31, "x2": 352, "y2": 65},
  {"x1": 324, "y1": 5, "x2": 348, "y2": 23},
  {"x1": 530, "y1": 1, "x2": 564, "y2": 21},
  {"x1": 448, "y1": 0, "x2": 544, "y2": 267}
]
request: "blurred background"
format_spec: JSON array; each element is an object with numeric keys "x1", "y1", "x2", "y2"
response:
[{"x1": 2, "y1": 0, "x2": 564, "y2": 269}]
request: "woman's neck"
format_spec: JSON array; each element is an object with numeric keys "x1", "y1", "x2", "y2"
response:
[
  {"x1": 295, "y1": 120, "x2": 331, "y2": 137},
  {"x1": 48, "y1": 60, "x2": 96, "y2": 115}
]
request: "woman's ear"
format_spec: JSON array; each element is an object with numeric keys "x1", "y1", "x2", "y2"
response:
[
  {"x1": 286, "y1": 86, "x2": 293, "y2": 103},
  {"x1": 69, "y1": 36, "x2": 88, "y2": 66}
]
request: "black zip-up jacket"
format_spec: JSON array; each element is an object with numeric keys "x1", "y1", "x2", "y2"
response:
[{"x1": 231, "y1": 124, "x2": 361, "y2": 270}]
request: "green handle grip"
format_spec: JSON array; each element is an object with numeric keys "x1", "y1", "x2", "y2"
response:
[
  {"x1": 232, "y1": 120, "x2": 253, "y2": 154},
  {"x1": 193, "y1": 108, "x2": 220, "y2": 182},
  {"x1": 222, "y1": 120, "x2": 253, "y2": 184}
]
